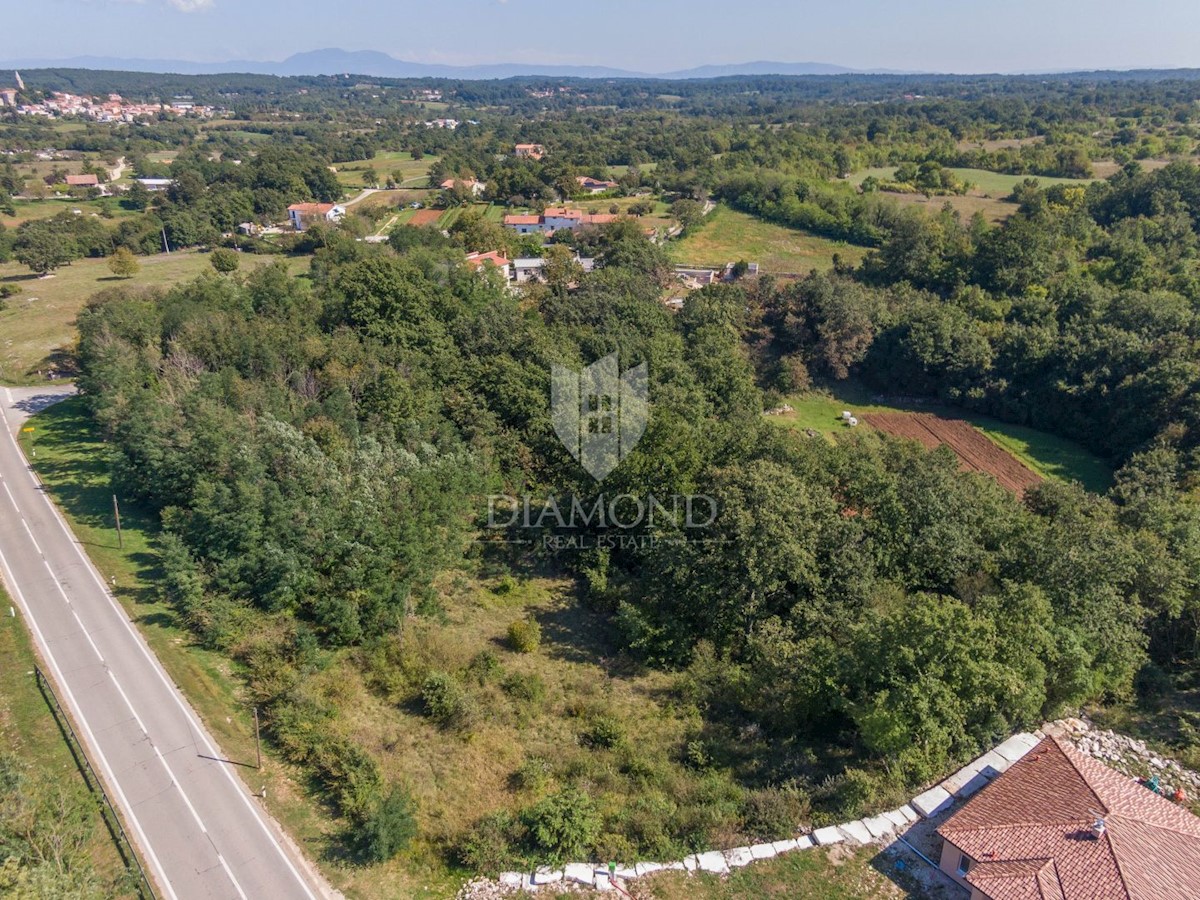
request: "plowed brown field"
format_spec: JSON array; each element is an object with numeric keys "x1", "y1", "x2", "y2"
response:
[
  {"x1": 863, "y1": 412, "x2": 1042, "y2": 495},
  {"x1": 407, "y1": 208, "x2": 443, "y2": 226}
]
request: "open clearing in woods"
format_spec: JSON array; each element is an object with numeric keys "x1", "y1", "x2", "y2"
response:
[
  {"x1": 668, "y1": 204, "x2": 870, "y2": 273},
  {"x1": 768, "y1": 384, "x2": 1112, "y2": 493}
]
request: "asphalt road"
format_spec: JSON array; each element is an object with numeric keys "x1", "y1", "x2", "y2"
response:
[{"x1": 0, "y1": 385, "x2": 328, "y2": 900}]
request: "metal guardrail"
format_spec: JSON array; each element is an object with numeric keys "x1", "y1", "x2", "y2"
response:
[{"x1": 34, "y1": 664, "x2": 159, "y2": 900}]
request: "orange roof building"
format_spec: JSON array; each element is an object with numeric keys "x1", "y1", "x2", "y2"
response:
[
  {"x1": 503, "y1": 209, "x2": 619, "y2": 234},
  {"x1": 465, "y1": 250, "x2": 511, "y2": 269},
  {"x1": 440, "y1": 178, "x2": 486, "y2": 196},
  {"x1": 514, "y1": 143, "x2": 545, "y2": 160},
  {"x1": 937, "y1": 736, "x2": 1200, "y2": 899}
]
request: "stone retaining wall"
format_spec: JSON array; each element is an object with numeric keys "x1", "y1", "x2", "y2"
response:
[{"x1": 456, "y1": 728, "x2": 1056, "y2": 898}]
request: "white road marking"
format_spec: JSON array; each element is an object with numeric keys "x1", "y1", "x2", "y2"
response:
[
  {"x1": 0, "y1": 392, "x2": 318, "y2": 899},
  {"x1": 0, "y1": 540, "x2": 181, "y2": 900}
]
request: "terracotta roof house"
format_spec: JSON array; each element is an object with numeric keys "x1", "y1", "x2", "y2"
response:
[
  {"x1": 503, "y1": 208, "x2": 619, "y2": 235},
  {"x1": 502, "y1": 213, "x2": 544, "y2": 234},
  {"x1": 514, "y1": 143, "x2": 545, "y2": 160},
  {"x1": 287, "y1": 202, "x2": 345, "y2": 232},
  {"x1": 937, "y1": 735, "x2": 1200, "y2": 899},
  {"x1": 576, "y1": 175, "x2": 619, "y2": 194},
  {"x1": 440, "y1": 178, "x2": 486, "y2": 197},
  {"x1": 464, "y1": 250, "x2": 512, "y2": 280},
  {"x1": 65, "y1": 173, "x2": 99, "y2": 187}
]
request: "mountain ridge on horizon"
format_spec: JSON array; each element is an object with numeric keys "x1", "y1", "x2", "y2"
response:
[{"x1": 0, "y1": 47, "x2": 916, "y2": 80}]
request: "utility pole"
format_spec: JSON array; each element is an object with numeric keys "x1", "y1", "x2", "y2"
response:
[
  {"x1": 254, "y1": 706, "x2": 262, "y2": 769},
  {"x1": 112, "y1": 494, "x2": 123, "y2": 549}
]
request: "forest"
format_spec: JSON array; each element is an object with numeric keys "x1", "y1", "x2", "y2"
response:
[{"x1": 7, "y1": 69, "x2": 1200, "y2": 885}]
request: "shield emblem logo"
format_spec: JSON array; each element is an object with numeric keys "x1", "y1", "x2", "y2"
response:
[{"x1": 551, "y1": 353, "x2": 648, "y2": 481}]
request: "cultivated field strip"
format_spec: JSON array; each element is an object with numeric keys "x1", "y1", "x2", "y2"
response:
[{"x1": 863, "y1": 412, "x2": 1042, "y2": 495}]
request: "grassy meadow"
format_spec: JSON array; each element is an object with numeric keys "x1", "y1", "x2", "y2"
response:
[
  {"x1": 845, "y1": 166, "x2": 1098, "y2": 223},
  {"x1": 638, "y1": 843, "x2": 920, "y2": 900},
  {"x1": 669, "y1": 204, "x2": 870, "y2": 273},
  {"x1": 333, "y1": 151, "x2": 438, "y2": 190},
  {"x1": 1, "y1": 195, "x2": 139, "y2": 226},
  {"x1": 0, "y1": 251, "x2": 310, "y2": 385}
]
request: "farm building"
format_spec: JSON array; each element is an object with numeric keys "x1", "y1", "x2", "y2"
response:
[
  {"x1": 287, "y1": 202, "x2": 345, "y2": 231},
  {"x1": 937, "y1": 735, "x2": 1200, "y2": 899},
  {"x1": 65, "y1": 173, "x2": 99, "y2": 187}
]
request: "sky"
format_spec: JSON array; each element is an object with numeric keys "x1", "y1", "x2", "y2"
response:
[{"x1": 3, "y1": 0, "x2": 1200, "y2": 74}]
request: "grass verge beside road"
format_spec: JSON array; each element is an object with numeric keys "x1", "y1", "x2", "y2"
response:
[
  {"x1": 0, "y1": 585, "x2": 136, "y2": 896},
  {"x1": 16, "y1": 396, "x2": 346, "y2": 895}
]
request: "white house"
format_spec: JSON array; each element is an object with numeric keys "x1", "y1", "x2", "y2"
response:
[
  {"x1": 464, "y1": 250, "x2": 512, "y2": 281},
  {"x1": 287, "y1": 202, "x2": 345, "y2": 232},
  {"x1": 135, "y1": 178, "x2": 174, "y2": 192},
  {"x1": 512, "y1": 255, "x2": 596, "y2": 284}
]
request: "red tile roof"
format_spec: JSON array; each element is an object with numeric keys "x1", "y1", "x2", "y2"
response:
[
  {"x1": 939, "y1": 736, "x2": 1200, "y2": 899},
  {"x1": 465, "y1": 250, "x2": 510, "y2": 269},
  {"x1": 65, "y1": 174, "x2": 99, "y2": 186},
  {"x1": 503, "y1": 214, "x2": 542, "y2": 225},
  {"x1": 542, "y1": 207, "x2": 584, "y2": 219}
]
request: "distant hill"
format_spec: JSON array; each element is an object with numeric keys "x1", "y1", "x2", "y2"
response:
[{"x1": 0, "y1": 49, "x2": 914, "y2": 80}]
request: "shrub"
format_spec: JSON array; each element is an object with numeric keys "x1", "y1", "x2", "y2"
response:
[
  {"x1": 684, "y1": 740, "x2": 711, "y2": 770},
  {"x1": 356, "y1": 785, "x2": 418, "y2": 862},
  {"x1": 494, "y1": 573, "x2": 517, "y2": 595},
  {"x1": 583, "y1": 714, "x2": 626, "y2": 750},
  {"x1": 459, "y1": 810, "x2": 522, "y2": 874},
  {"x1": 507, "y1": 617, "x2": 542, "y2": 653},
  {"x1": 740, "y1": 784, "x2": 812, "y2": 841},
  {"x1": 502, "y1": 671, "x2": 546, "y2": 704},
  {"x1": 831, "y1": 767, "x2": 880, "y2": 819},
  {"x1": 524, "y1": 787, "x2": 601, "y2": 862},
  {"x1": 514, "y1": 755, "x2": 553, "y2": 792},
  {"x1": 467, "y1": 650, "x2": 502, "y2": 685},
  {"x1": 421, "y1": 671, "x2": 469, "y2": 726},
  {"x1": 209, "y1": 247, "x2": 241, "y2": 274}
]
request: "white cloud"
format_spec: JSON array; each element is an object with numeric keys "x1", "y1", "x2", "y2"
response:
[{"x1": 166, "y1": 0, "x2": 215, "y2": 10}]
